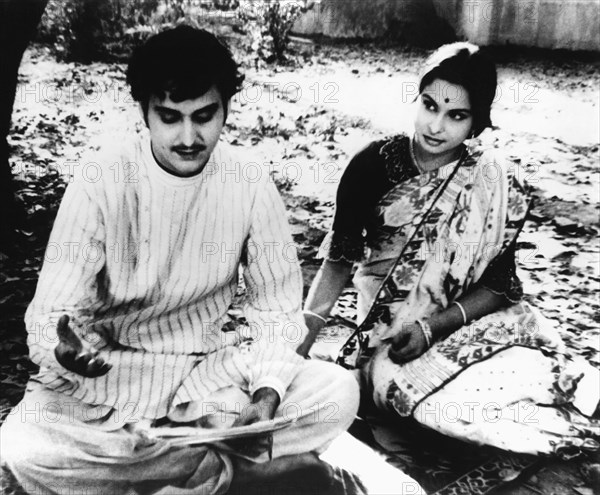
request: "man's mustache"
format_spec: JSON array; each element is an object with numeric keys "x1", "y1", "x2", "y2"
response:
[{"x1": 172, "y1": 145, "x2": 206, "y2": 153}]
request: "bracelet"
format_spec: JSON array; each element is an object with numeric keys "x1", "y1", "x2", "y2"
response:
[
  {"x1": 303, "y1": 309, "x2": 327, "y2": 325},
  {"x1": 415, "y1": 319, "x2": 433, "y2": 348},
  {"x1": 452, "y1": 301, "x2": 468, "y2": 325}
]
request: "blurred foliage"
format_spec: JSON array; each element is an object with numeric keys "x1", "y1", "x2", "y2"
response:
[
  {"x1": 37, "y1": 0, "x2": 161, "y2": 61},
  {"x1": 238, "y1": 1, "x2": 309, "y2": 63},
  {"x1": 36, "y1": 0, "x2": 309, "y2": 64},
  {"x1": 36, "y1": 0, "x2": 219, "y2": 62}
]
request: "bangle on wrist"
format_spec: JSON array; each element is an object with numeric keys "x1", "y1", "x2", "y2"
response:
[
  {"x1": 452, "y1": 301, "x2": 469, "y2": 325},
  {"x1": 415, "y1": 319, "x2": 433, "y2": 348},
  {"x1": 303, "y1": 309, "x2": 327, "y2": 325}
]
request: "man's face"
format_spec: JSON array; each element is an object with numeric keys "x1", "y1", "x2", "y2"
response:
[{"x1": 146, "y1": 86, "x2": 225, "y2": 177}]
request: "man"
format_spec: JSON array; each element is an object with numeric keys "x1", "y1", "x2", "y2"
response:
[{"x1": 1, "y1": 26, "x2": 359, "y2": 495}]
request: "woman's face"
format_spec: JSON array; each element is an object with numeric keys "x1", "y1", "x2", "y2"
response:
[{"x1": 414, "y1": 79, "x2": 474, "y2": 160}]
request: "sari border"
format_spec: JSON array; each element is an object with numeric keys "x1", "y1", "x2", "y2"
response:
[{"x1": 407, "y1": 342, "x2": 544, "y2": 416}]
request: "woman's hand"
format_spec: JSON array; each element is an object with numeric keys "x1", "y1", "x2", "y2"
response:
[
  {"x1": 300, "y1": 260, "x2": 353, "y2": 357},
  {"x1": 388, "y1": 322, "x2": 428, "y2": 364},
  {"x1": 296, "y1": 312, "x2": 327, "y2": 358}
]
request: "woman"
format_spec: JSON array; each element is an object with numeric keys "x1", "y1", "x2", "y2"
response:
[{"x1": 300, "y1": 42, "x2": 599, "y2": 457}]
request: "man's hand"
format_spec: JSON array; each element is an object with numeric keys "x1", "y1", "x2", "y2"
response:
[
  {"x1": 233, "y1": 387, "x2": 280, "y2": 427},
  {"x1": 227, "y1": 387, "x2": 280, "y2": 458},
  {"x1": 54, "y1": 315, "x2": 112, "y2": 377},
  {"x1": 388, "y1": 322, "x2": 428, "y2": 364}
]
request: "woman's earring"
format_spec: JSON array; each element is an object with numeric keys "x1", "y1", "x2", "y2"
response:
[{"x1": 466, "y1": 131, "x2": 476, "y2": 154}]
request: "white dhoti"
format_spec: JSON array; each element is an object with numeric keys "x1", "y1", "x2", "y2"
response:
[{"x1": 1, "y1": 360, "x2": 359, "y2": 495}]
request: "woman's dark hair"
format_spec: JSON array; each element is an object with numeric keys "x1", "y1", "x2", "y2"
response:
[
  {"x1": 419, "y1": 42, "x2": 497, "y2": 137},
  {"x1": 126, "y1": 26, "x2": 245, "y2": 118}
]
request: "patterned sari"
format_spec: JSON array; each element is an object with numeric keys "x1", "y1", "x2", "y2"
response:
[{"x1": 324, "y1": 135, "x2": 600, "y2": 457}]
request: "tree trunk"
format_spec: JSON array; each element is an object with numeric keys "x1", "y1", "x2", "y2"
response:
[{"x1": 0, "y1": 0, "x2": 49, "y2": 255}]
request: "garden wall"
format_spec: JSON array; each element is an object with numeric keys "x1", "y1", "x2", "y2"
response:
[
  {"x1": 293, "y1": 0, "x2": 600, "y2": 51},
  {"x1": 292, "y1": 0, "x2": 455, "y2": 47},
  {"x1": 433, "y1": 0, "x2": 600, "y2": 51}
]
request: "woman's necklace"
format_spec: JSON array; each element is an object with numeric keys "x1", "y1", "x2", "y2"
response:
[
  {"x1": 409, "y1": 137, "x2": 426, "y2": 173},
  {"x1": 410, "y1": 136, "x2": 462, "y2": 173}
]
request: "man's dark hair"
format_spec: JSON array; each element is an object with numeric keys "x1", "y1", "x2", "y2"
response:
[
  {"x1": 419, "y1": 42, "x2": 497, "y2": 137},
  {"x1": 127, "y1": 26, "x2": 244, "y2": 116}
]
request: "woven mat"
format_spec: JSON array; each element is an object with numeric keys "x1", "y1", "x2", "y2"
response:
[{"x1": 346, "y1": 415, "x2": 540, "y2": 495}]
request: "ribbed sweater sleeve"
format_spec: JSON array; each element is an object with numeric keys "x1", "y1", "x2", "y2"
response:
[
  {"x1": 25, "y1": 176, "x2": 106, "y2": 379},
  {"x1": 242, "y1": 176, "x2": 306, "y2": 399}
]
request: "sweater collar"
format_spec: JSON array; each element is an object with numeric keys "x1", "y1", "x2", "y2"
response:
[{"x1": 141, "y1": 132, "x2": 221, "y2": 187}]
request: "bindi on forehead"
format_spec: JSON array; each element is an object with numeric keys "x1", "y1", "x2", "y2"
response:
[{"x1": 423, "y1": 79, "x2": 471, "y2": 107}]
